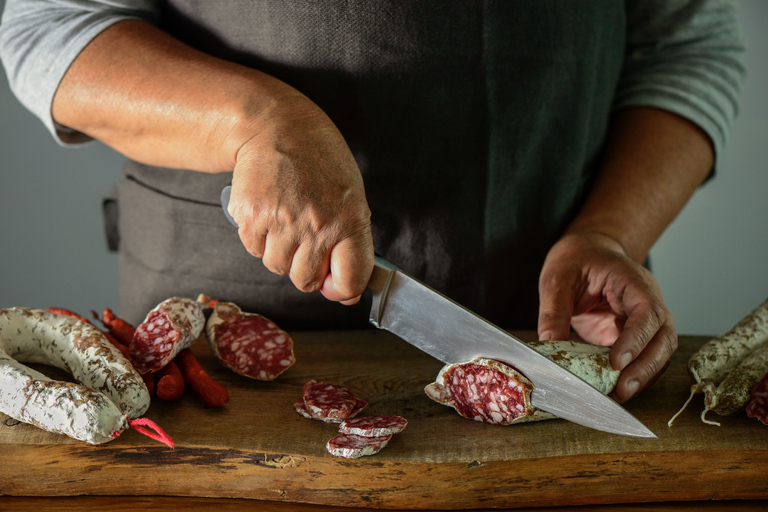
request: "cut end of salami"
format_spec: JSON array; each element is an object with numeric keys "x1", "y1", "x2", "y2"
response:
[
  {"x1": 206, "y1": 301, "x2": 295, "y2": 380},
  {"x1": 294, "y1": 396, "x2": 367, "y2": 423},
  {"x1": 746, "y1": 374, "x2": 768, "y2": 426},
  {"x1": 326, "y1": 433, "x2": 392, "y2": 459},
  {"x1": 339, "y1": 415, "x2": 408, "y2": 437},
  {"x1": 302, "y1": 381, "x2": 358, "y2": 420},
  {"x1": 425, "y1": 358, "x2": 534, "y2": 425},
  {"x1": 130, "y1": 297, "x2": 204, "y2": 374}
]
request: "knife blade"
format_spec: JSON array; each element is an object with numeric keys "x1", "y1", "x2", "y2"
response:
[
  {"x1": 220, "y1": 186, "x2": 656, "y2": 438},
  {"x1": 370, "y1": 256, "x2": 655, "y2": 438}
]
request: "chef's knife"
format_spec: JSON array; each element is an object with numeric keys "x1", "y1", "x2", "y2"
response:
[{"x1": 221, "y1": 185, "x2": 656, "y2": 439}]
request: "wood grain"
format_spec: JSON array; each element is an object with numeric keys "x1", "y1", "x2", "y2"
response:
[{"x1": 1, "y1": 330, "x2": 767, "y2": 509}]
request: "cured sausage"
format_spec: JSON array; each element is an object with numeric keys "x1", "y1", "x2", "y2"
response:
[
  {"x1": 746, "y1": 374, "x2": 768, "y2": 425},
  {"x1": 425, "y1": 358, "x2": 534, "y2": 425},
  {"x1": 302, "y1": 381, "x2": 359, "y2": 420},
  {"x1": 426, "y1": 340, "x2": 620, "y2": 424},
  {"x1": 130, "y1": 297, "x2": 205, "y2": 374},
  {"x1": 706, "y1": 343, "x2": 768, "y2": 420},
  {"x1": 326, "y1": 433, "x2": 392, "y2": 459},
  {"x1": 0, "y1": 308, "x2": 150, "y2": 444},
  {"x1": 670, "y1": 297, "x2": 768, "y2": 426},
  {"x1": 294, "y1": 396, "x2": 367, "y2": 423},
  {"x1": 205, "y1": 300, "x2": 295, "y2": 380},
  {"x1": 339, "y1": 415, "x2": 408, "y2": 436}
]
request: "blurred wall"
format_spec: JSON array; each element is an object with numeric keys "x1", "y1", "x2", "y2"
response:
[{"x1": 1, "y1": 1, "x2": 766, "y2": 335}]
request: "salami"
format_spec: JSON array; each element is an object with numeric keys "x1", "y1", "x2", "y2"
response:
[
  {"x1": 294, "y1": 396, "x2": 367, "y2": 423},
  {"x1": 205, "y1": 300, "x2": 295, "y2": 380},
  {"x1": 426, "y1": 340, "x2": 622, "y2": 425},
  {"x1": 0, "y1": 308, "x2": 150, "y2": 444},
  {"x1": 746, "y1": 373, "x2": 768, "y2": 425},
  {"x1": 130, "y1": 297, "x2": 205, "y2": 374},
  {"x1": 670, "y1": 296, "x2": 768, "y2": 426},
  {"x1": 326, "y1": 433, "x2": 392, "y2": 459},
  {"x1": 425, "y1": 358, "x2": 534, "y2": 425},
  {"x1": 339, "y1": 415, "x2": 408, "y2": 436},
  {"x1": 302, "y1": 381, "x2": 359, "y2": 420}
]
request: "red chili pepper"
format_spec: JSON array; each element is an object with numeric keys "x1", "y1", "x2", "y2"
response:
[
  {"x1": 176, "y1": 349, "x2": 229, "y2": 408},
  {"x1": 156, "y1": 360, "x2": 185, "y2": 401}
]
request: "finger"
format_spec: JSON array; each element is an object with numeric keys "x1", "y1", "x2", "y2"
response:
[
  {"x1": 610, "y1": 318, "x2": 677, "y2": 402},
  {"x1": 537, "y1": 269, "x2": 576, "y2": 341},
  {"x1": 609, "y1": 299, "x2": 667, "y2": 372},
  {"x1": 288, "y1": 242, "x2": 330, "y2": 293},
  {"x1": 261, "y1": 233, "x2": 299, "y2": 276},
  {"x1": 319, "y1": 236, "x2": 374, "y2": 303},
  {"x1": 238, "y1": 227, "x2": 267, "y2": 259}
]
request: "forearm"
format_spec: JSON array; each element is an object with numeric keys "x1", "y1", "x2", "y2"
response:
[
  {"x1": 51, "y1": 19, "x2": 300, "y2": 173},
  {"x1": 566, "y1": 106, "x2": 715, "y2": 263}
]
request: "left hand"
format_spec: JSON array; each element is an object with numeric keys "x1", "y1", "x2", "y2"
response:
[{"x1": 536, "y1": 230, "x2": 678, "y2": 403}]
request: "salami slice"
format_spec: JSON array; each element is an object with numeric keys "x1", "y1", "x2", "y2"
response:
[
  {"x1": 425, "y1": 358, "x2": 534, "y2": 425},
  {"x1": 205, "y1": 300, "x2": 295, "y2": 380},
  {"x1": 303, "y1": 381, "x2": 359, "y2": 420},
  {"x1": 294, "y1": 397, "x2": 367, "y2": 423},
  {"x1": 339, "y1": 415, "x2": 408, "y2": 437},
  {"x1": 130, "y1": 297, "x2": 205, "y2": 374},
  {"x1": 746, "y1": 373, "x2": 768, "y2": 425},
  {"x1": 326, "y1": 433, "x2": 392, "y2": 459}
]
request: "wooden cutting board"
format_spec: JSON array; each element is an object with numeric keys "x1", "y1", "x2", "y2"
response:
[{"x1": 1, "y1": 330, "x2": 767, "y2": 509}]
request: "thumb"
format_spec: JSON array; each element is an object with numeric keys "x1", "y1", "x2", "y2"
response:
[
  {"x1": 537, "y1": 273, "x2": 575, "y2": 341},
  {"x1": 319, "y1": 237, "x2": 374, "y2": 304}
]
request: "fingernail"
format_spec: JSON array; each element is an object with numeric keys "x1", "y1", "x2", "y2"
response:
[
  {"x1": 626, "y1": 380, "x2": 640, "y2": 398},
  {"x1": 539, "y1": 330, "x2": 553, "y2": 341},
  {"x1": 619, "y1": 352, "x2": 633, "y2": 370}
]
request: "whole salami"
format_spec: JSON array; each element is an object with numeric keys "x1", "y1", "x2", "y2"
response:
[
  {"x1": 205, "y1": 300, "x2": 295, "y2": 380},
  {"x1": 130, "y1": 297, "x2": 205, "y2": 374},
  {"x1": 0, "y1": 308, "x2": 150, "y2": 444}
]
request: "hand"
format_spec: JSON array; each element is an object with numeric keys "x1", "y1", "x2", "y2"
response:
[
  {"x1": 227, "y1": 92, "x2": 374, "y2": 304},
  {"x1": 536, "y1": 231, "x2": 677, "y2": 403}
]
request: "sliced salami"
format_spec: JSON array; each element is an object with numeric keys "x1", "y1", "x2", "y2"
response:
[
  {"x1": 326, "y1": 433, "x2": 392, "y2": 459},
  {"x1": 303, "y1": 381, "x2": 359, "y2": 420},
  {"x1": 425, "y1": 358, "x2": 534, "y2": 425},
  {"x1": 294, "y1": 397, "x2": 367, "y2": 423},
  {"x1": 205, "y1": 300, "x2": 295, "y2": 380},
  {"x1": 339, "y1": 415, "x2": 408, "y2": 437},
  {"x1": 130, "y1": 297, "x2": 204, "y2": 374},
  {"x1": 746, "y1": 373, "x2": 768, "y2": 425}
]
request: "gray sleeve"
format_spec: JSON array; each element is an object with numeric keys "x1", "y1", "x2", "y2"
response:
[
  {"x1": 0, "y1": 0, "x2": 160, "y2": 145},
  {"x1": 617, "y1": 0, "x2": 747, "y2": 161}
]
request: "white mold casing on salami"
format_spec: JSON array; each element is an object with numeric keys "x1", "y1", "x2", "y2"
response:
[
  {"x1": 0, "y1": 308, "x2": 150, "y2": 444},
  {"x1": 205, "y1": 300, "x2": 295, "y2": 380},
  {"x1": 130, "y1": 297, "x2": 205, "y2": 373}
]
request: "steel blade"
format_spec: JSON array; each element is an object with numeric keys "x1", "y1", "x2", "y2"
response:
[{"x1": 369, "y1": 257, "x2": 656, "y2": 439}]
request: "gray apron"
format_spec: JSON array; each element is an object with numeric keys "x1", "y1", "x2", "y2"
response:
[{"x1": 104, "y1": 0, "x2": 625, "y2": 328}]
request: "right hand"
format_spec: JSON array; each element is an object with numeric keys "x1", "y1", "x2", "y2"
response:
[{"x1": 226, "y1": 91, "x2": 374, "y2": 305}]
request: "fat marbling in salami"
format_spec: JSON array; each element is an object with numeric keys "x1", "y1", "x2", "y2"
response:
[
  {"x1": 130, "y1": 297, "x2": 205, "y2": 374},
  {"x1": 205, "y1": 300, "x2": 295, "y2": 380},
  {"x1": 339, "y1": 415, "x2": 408, "y2": 436},
  {"x1": 326, "y1": 433, "x2": 392, "y2": 458}
]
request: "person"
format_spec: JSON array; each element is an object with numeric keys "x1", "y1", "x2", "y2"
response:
[{"x1": 0, "y1": 1, "x2": 746, "y2": 404}]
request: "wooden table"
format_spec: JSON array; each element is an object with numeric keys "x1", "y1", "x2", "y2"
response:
[{"x1": 1, "y1": 330, "x2": 767, "y2": 510}]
